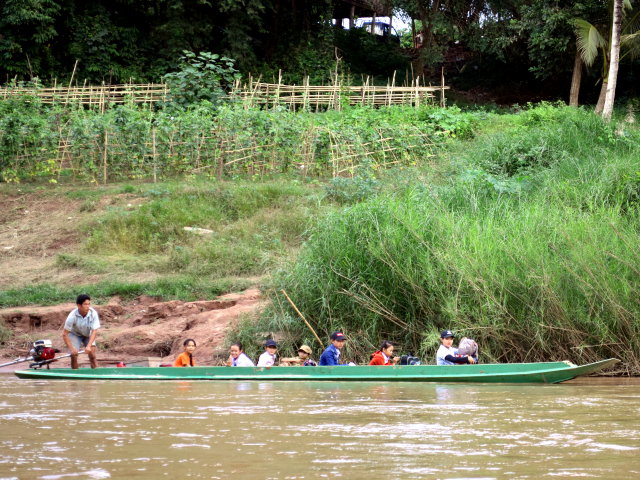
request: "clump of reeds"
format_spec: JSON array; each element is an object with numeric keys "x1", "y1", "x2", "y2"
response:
[{"x1": 265, "y1": 104, "x2": 640, "y2": 371}]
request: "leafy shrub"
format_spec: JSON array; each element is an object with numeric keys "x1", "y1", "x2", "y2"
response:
[
  {"x1": 163, "y1": 51, "x2": 241, "y2": 108},
  {"x1": 325, "y1": 175, "x2": 380, "y2": 204},
  {"x1": 0, "y1": 100, "x2": 473, "y2": 183},
  {"x1": 419, "y1": 106, "x2": 477, "y2": 139},
  {"x1": 464, "y1": 104, "x2": 630, "y2": 183}
]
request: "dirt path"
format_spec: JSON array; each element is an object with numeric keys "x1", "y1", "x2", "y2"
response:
[{"x1": 0, "y1": 288, "x2": 266, "y2": 371}]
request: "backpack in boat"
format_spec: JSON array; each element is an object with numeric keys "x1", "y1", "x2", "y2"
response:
[
  {"x1": 400, "y1": 354, "x2": 421, "y2": 365},
  {"x1": 457, "y1": 337, "x2": 478, "y2": 358}
]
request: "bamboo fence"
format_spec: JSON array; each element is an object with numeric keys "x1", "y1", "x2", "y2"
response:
[
  {"x1": 0, "y1": 82, "x2": 168, "y2": 110},
  {"x1": 1, "y1": 74, "x2": 442, "y2": 182},
  {"x1": 0, "y1": 75, "x2": 447, "y2": 111},
  {"x1": 233, "y1": 74, "x2": 448, "y2": 110}
]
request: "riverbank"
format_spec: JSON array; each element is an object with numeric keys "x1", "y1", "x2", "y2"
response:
[{"x1": 1, "y1": 103, "x2": 639, "y2": 372}]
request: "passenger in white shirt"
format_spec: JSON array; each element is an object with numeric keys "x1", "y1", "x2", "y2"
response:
[
  {"x1": 227, "y1": 343, "x2": 255, "y2": 367},
  {"x1": 436, "y1": 330, "x2": 476, "y2": 365},
  {"x1": 257, "y1": 339, "x2": 278, "y2": 367}
]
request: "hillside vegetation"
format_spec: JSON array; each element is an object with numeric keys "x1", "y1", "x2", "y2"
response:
[{"x1": 1, "y1": 102, "x2": 639, "y2": 372}]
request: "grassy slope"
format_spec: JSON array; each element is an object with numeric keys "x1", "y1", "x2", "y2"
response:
[{"x1": 0, "y1": 178, "x2": 330, "y2": 307}]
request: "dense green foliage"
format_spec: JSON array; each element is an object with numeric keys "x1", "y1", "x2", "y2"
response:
[
  {"x1": 0, "y1": 0, "x2": 389, "y2": 84},
  {"x1": 262, "y1": 105, "x2": 640, "y2": 370},
  {"x1": 1, "y1": 0, "x2": 638, "y2": 97}
]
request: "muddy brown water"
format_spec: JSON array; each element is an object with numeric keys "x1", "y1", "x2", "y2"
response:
[{"x1": 1, "y1": 375, "x2": 638, "y2": 479}]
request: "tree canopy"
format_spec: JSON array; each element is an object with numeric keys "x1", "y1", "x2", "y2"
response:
[{"x1": 0, "y1": 0, "x2": 637, "y2": 102}]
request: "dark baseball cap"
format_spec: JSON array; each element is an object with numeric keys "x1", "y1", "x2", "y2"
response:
[
  {"x1": 264, "y1": 339, "x2": 278, "y2": 347},
  {"x1": 440, "y1": 330, "x2": 454, "y2": 338},
  {"x1": 330, "y1": 331, "x2": 347, "y2": 341}
]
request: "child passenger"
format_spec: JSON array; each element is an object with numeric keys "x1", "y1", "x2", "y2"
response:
[
  {"x1": 227, "y1": 343, "x2": 255, "y2": 367},
  {"x1": 297, "y1": 345, "x2": 317, "y2": 366},
  {"x1": 174, "y1": 338, "x2": 197, "y2": 367},
  {"x1": 257, "y1": 339, "x2": 278, "y2": 367},
  {"x1": 436, "y1": 330, "x2": 476, "y2": 365},
  {"x1": 319, "y1": 331, "x2": 353, "y2": 366},
  {"x1": 369, "y1": 340, "x2": 399, "y2": 365},
  {"x1": 278, "y1": 344, "x2": 317, "y2": 366}
]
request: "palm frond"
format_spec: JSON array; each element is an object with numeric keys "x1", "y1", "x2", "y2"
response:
[
  {"x1": 574, "y1": 18, "x2": 607, "y2": 66},
  {"x1": 621, "y1": 32, "x2": 640, "y2": 60},
  {"x1": 622, "y1": 8, "x2": 640, "y2": 33}
]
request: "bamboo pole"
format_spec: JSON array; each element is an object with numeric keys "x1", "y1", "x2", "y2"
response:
[
  {"x1": 440, "y1": 67, "x2": 446, "y2": 107},
  {"x1": 65, "y1": 60, "x2": 78, "y2": 106},
  {"x1": 152, "y1": 126, "x2": 157, "y2": 183},
  {"x1": 102, "y1": 129, "x2": 108, "y2": 184},
  {"x1": 281, "y1": 290, "x2": 324, "y2": 349}
]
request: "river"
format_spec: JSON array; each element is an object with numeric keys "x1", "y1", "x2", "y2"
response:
[{"x1": 1, "y1": 375, "x2": 639, "y2": 479}]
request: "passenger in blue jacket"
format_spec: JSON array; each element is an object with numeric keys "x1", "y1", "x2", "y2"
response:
[{"x1": 319, "y1": 331, "x2": 351, "y2": 366}]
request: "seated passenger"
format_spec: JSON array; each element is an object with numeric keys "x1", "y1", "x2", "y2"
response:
[
  {"x1": 436, "y1": 330, "x2": 476, "y2": 365},
  {"x1": 174, "y1": 338, "x2": 197, "y2": 367},
  {"x1": 278, "y1": 344, "x2": 317, "y2": 366},
  {"x1": 369, "y1": 340, "x2": 399, "y2": 366},
  {"x1": 227, "y1": 342, "x2": 255, "y2": 367},
  {"x1": 257, "y1": 339, "x2": 278, "y2": 367},
  {"x1": 297, "y1": 344, "x2": 317, "y2": 366},
  {"x1": 319, "y1": 331, "x2": 354, "y2": 366}
]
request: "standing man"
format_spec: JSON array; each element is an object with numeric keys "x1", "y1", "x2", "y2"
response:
[
  {"x1": 319, "y1": 331, "x2": 352, "y2": 366},
  {"x1": 63, "y1": 294, "x2": 100, "y2": 369}
]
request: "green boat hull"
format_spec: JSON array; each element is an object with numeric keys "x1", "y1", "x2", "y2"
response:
[{"x1": 14, "y1": 359, "x2": 619, "y2": 383}]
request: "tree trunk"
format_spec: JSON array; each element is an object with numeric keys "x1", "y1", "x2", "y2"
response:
[
  {"x1": 423, "y1": 0, "x2": 441, "y2": 49},
  {"x1": 595, "y1": 81, "x2": 607, "y2": 114},
  {"x1": 569, "y1": 49, "x2": 583, "y2": 107},
  {"x1": 602, "y1": 0, "x2": 623, "y2": 121}
]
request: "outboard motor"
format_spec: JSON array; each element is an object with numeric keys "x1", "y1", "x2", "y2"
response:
[{"x1": 30, "y1": 340, "x2": 57, "y2": 363}]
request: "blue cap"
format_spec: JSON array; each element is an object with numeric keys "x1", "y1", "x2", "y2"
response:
[
  {"x1": 264, "y1": 339, "x2": 277, "y2": 347},
  {"x1": 440, "y1": 330, "x2": 454, "y2": 338}
]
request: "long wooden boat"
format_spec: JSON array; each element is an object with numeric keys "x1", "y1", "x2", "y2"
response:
[{"x1": 14, "y1": 358, "x2": 619, "y2": 383}]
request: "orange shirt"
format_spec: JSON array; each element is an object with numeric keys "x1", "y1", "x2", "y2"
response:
[{"x1": 174, "y1": 352, "x2": 195, "y2": 367}]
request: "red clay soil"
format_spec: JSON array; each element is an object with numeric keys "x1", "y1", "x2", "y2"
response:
[{"x1": 0, "y1": 288, "x2": 266, "y2": 371}]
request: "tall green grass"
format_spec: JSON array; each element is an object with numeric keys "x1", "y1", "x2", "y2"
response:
[{"x1": 264, "y1": 104, "x2": 640, "y2": 371}]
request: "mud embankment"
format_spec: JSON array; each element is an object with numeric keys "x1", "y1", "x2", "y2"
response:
[{"x1": 0, "y1": 288, "x2": 265, "y2": 370}]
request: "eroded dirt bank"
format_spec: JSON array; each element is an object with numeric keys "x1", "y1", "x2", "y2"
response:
[{"x1": 0, "y1": 288, "x2": 265, "y2": 370}]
